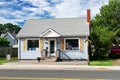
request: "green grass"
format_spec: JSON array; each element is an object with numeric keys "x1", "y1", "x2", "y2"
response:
[
  {"x1": 0, "y1": 58, "x2": 6, "y2": 64},
  {"x1": 0, "y1": 57, "x2": 18, "y2": 65},
  {"x1": 89, "y1": 60, "x2": 113, "y2": 66}
]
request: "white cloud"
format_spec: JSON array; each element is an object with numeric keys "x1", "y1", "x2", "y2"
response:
[
  {"x1": 24, "y1": 0, "x2": 51, "y2": 11},
  {"x1": 0, "y1": 2, "x2": 4, "y2": 5},
  {"x1": 0, "y1": 17, "x2": 24, "y2": 25},
  {"x1": 0, "y1": 0, "x2": 109, "y2": 26},
  {"x1": 51, "y1": 0, "x2": 82, "y2": 18},
  {"x1": 22, "y1": 0, "x2": 53, "y2": 17},
  {"x1": 50, "y1": 0, "x2": 109, "y2": 18}
]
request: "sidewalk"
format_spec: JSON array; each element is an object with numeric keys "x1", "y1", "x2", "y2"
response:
[{"x1": 0, "y1": 60, "x2": 120, "y2": 70}]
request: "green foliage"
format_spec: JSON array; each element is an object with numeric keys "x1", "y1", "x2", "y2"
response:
[
  {"x1": 0, "y1": 37, "x2": 9, "y2": 47},
  {"x1": 90, "y1": 26, "x2": 120, "y2": 60},
  {"x1": 90, "y1": 60, "x2": 112, "y2": 66},
  {"x1": 0, "y1": 57, "x2": 18, "y2": 65},
  {"x1": 90, "y1": 0, "x2": 120, "y2": 60},
  {"x1": 0, "y1": 24, "x2": 4, "y2": 34},
  {"x1": 0, "y1": 58, "x2": 6, "y2": 65},
  {"x1": 91, "y1": 0, "x2": 120, "y2": 31},
  {"x1": 91, "y1": 27, "x2": 113, "y2": 48},
  {"x1": 0, "y1": 23, "x2": 21, "y2": 35}
]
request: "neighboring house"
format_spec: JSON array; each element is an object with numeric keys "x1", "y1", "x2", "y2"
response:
[
  {"x1": 1, "y1": 32, "x2": 18, "y2": 47},
  {"x1": 17, "y1": 10, "x2": 90, "y2": 60}
]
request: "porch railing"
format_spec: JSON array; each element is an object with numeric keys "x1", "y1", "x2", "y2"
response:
[{"x1": 55, "y1": 49, "x2": 61, "y2": 62}]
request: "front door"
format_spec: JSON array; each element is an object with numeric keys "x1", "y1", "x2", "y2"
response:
[{"x1": 49, "y1": 40, "x2": 55, "y2": 56}]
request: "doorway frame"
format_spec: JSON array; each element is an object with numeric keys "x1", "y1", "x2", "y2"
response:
[{"x1": 48, "y1": 38, "x2": 56, "y2": 56}]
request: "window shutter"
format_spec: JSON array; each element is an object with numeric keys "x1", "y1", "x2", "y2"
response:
[
  {"x1": 80, "y1": 38, "x2": 84, "y2": 51},
  {"x1": 61, "y1": 39, "x2": 64, "y2": 51},
  {"x1": 23, "y1": 39, "x2": 27, "y2": 51},
  {"x1": 39, "y1": 38, "x2": 43, "y2": 51}
]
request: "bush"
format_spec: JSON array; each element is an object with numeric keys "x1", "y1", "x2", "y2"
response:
[{"x1": 0, "y1": 37, "x2": 9, "y2": 47}]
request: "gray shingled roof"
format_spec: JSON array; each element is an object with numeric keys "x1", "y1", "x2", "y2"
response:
[
  {"x1": 17, "y1": 18, "x2": 89, "y2": 38},
  {"x1": 2, "y1": 32, "x2": 17, "y2": 40}
]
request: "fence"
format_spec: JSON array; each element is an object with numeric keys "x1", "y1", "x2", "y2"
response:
[{"x1": 0, "y1": 47, "x2": 18, "y2": 58}]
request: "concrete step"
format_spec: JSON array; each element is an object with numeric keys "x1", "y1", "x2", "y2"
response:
[{"x1": 41, "y1": 57, "x2": 56, "y2": 62}]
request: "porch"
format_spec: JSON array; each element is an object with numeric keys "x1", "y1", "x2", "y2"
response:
[
  {"x1": 40, "y1": 28, "x2": 88, "y2": 61},
  {"x1": 40, "y1": 49, "x2": 88, "y2": 64},
  {"x1": 40, "y1": 36, "x2": 88, "y2": 62}
]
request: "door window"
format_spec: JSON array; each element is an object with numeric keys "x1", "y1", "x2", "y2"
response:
[{"x1": 50, "y1": 40, "x2": 55, "y2": 53}]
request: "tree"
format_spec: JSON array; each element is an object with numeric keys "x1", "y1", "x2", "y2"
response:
[
  {"x1": 90, "y1": 0, "x2": 120, "y2": 60},
  {"x1": 90, "y1": 26, "x2": 120, "y2": 60},
  {"x1": 0, "y1": 23, "x2": 21, "y2": 36},
  {"x1": 12, "y1": 25, "x2": 21, "y2": 34},
  {"x1": 0, "y1": 24, "x2": 4, "y2": 34},
  {"x1": 0, "y1": 37, "x2": 9, "y2": 47},
  {"x1": 3, "y1": 23, "x2": 21, "y2": 34},
  {"x1": 91, "y1": 0, "x2": 120, "y2": 31}
]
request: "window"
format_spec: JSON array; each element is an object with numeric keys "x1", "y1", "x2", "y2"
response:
[
  {"x1": 27, "y1": 40, "x2": 39, "y2": 51},
  {"x1": 65, "y1": 39, "x2": 79, "y2": 50}
]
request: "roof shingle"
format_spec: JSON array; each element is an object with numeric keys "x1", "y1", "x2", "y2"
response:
[{"x1": 17, "y1": 18, "x2": 89, "y2": 37}]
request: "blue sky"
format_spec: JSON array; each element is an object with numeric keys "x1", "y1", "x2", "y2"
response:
[{"x1": 0, "y1": 0, "x2": 109, "y2": 27}]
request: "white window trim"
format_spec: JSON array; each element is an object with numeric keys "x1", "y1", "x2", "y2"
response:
[
  {"x1": 26, "y1": 38, "x2": 39, "y2": 51},
  {"x1": 64, "y1": 38, "x2": 80, "y2": 51}
]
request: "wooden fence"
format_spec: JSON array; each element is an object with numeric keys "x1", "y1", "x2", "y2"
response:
[{"x1": 0, "y1": 47, "x2": 18, "y2": 58}]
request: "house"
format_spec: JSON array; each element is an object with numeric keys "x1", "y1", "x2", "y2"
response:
[
  {"x1": 1, "y1": 32, "x2": 18, "y2": 47},
  {"x1": 17, "y1": 9, "x2": 90, "y2": 60}
]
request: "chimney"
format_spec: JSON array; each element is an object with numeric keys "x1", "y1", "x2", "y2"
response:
[{"x1": 87, "y1": 9, "x2": 91, "y2": 24}]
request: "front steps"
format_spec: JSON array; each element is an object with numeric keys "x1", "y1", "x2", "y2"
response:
[{"x1": 41, "y1": 57, "x2": 57, "y2": 62}]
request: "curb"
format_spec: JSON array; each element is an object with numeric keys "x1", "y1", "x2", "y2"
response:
[{"x1": 0, "y1": 64, "x2": 120, "y2": 70}]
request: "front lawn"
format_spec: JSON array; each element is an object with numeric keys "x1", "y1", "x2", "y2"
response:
[
  {"x1": 0, "y1": 58, "x2": 6, "y2": 64},
  {"x1": 89, "y1": 60, "x2": 113, "y2": 66},
  {"x1": 0, "y1": 57, "x2": 18, "y2": 65}
]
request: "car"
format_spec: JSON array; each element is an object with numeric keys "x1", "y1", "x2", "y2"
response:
[{"x1": 110, "y1": 46, "x2": 120, "y2": 58}]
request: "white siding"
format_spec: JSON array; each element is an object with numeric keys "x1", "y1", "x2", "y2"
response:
[
  {"x1": 60, "y1": 51, "x2": 87, "y2": 59},
  {"x1": 18, "y1": 39, "x2": 41, "y2": 59},
  {"x1": 60, "y1": 37, "x2": 88, "y2": 60},
  {"x1": 18, "y1": 37, "x2": 88, "y2": 60}
]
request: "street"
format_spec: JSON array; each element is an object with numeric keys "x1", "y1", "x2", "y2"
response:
[{"x1": 0, "y1": 69, "x2": 120, "y2": 80}]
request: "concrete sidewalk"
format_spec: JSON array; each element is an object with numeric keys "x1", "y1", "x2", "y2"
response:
[{"x1": 0, "y1": 60, "x2": 120, "y2": 70}]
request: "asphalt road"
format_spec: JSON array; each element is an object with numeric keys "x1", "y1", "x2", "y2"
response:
[{"x1": 0, "y1": 69, "x2": 120, "y2": 80}]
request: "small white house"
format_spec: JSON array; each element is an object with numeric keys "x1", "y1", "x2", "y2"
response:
[{"x1": 17, "y1": 10, "x2": 90, "y2": 61}]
